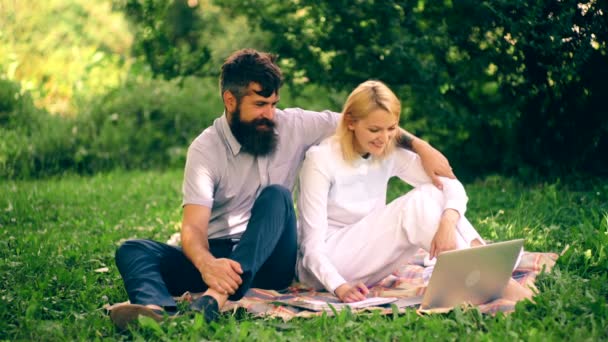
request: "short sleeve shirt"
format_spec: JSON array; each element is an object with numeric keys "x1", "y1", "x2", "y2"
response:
[{"x1": 182, "y1": 108, "x2": 340, "y2": 239}]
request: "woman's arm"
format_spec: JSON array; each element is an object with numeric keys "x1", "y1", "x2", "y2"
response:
[
  {"x1": 298, "y1": 149, "x2": 349, "y2": 295},
  {"x1": 392, "y1": 149, "x2": 468, "y2": 257}
]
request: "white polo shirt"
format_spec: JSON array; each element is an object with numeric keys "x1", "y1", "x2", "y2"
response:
[{"x1": 182, "y1": 108, "x2": 339, "y2": 239}]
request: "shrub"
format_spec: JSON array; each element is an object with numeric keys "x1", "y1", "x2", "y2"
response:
[
  {"x1": 0, "y1": 76, "x2": 224, "y2": 179},
  {"x1": 220, "y1": 0, "x2": 608, "y2": 179},
  {"x1": 79, "y1": 76, "x2": 223, "y2": 172}
]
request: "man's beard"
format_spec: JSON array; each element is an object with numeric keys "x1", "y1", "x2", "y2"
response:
[{"x1": 229, "y1": 107, "x2": 278, "y2": 156}]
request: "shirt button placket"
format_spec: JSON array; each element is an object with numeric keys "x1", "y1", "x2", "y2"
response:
[{"x1": 258, "y1": 157, "x2": 268, "y2": 186}]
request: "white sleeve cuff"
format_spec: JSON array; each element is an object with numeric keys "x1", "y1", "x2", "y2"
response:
[
  {"x1": 326, "y1": 273, "x2": 348, "y2": 294},
  {"x1": 444, "y1": 199, "x2": 467, "y2": 217}
]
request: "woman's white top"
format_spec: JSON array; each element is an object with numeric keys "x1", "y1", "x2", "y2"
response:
[{"x1": 296, "y1": 137, "x2": 468, "y2": 293}]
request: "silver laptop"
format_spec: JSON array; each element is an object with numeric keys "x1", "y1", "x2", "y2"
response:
[{"x1": 396, "y1": 239, "x2": 524, "y2": 310}]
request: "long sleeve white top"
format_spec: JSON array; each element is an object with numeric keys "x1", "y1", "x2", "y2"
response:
[{"x1": 297, "y1": 137, "x2": 468, "y2": 293}]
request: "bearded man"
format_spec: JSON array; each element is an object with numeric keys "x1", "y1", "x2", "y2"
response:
[{"x1": 110, "y1": 49, "x2": 455, "y2": 328}]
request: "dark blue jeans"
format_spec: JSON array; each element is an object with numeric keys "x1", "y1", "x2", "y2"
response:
[{"x1": 115, "y1": 185, "x2": 297, "y2": 310}]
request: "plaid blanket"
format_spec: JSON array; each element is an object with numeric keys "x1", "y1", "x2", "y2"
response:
[
  {"x1": 107, "y1": 249, "x2": 558, "y2": 320},
  {"x1": 217, "y1": 249, "x2": 558, "y2": 320}
]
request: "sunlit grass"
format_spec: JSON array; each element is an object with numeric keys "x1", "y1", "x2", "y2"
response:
[{"x1": 1, "y1": 170, "x2": 606, "y2": 340}]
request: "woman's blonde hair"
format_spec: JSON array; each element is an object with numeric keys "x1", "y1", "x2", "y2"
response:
[{"x1": 336, "y1": 80, "x2": 401, "y2": 163}]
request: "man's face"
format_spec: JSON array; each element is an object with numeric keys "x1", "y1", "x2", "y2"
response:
[
  {"x1": 227, "y1": 83, "x2": 280, "y2": 156},
  {"x1": 236, "y1": 83, "x2": 280, "y2": 125}
]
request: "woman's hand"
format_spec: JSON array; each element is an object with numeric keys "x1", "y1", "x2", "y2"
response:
[
  {"x1": 430, "y1": 209, "x2": 460, "y2": 259},
  {"x1": 334, "y1": 282, "x2": 369, "y2": 303}
]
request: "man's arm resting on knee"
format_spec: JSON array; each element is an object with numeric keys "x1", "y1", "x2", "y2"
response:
[
  {"x1": 181, "y1": 204, "x2": 243, "y2": 295},
  {"x1": 397, "y1": 129, "x2": 456, "y2": 189}
]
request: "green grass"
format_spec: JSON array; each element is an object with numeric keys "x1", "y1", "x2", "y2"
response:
[{"x1": 1, "y1": 170, "x2": 607, "y2": 341}]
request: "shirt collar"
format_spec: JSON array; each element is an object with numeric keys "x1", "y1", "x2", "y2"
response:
[{"x1": 218, "y1": 113, "x2": 242, "y2": 156}]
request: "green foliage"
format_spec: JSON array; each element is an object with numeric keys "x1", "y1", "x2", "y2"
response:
[
  {"x1": 112, "y1": 0, "x2": 273, "y2": 80},
  {"x1": 1, "y1": 171, "x2": 607, "y2": 339},
  {"x1": 0, "y1": 78, "x2": 76, "y2": 178},
  {"x1": 113, "y1": 0, "x2": 213, "y2": 79},
  {"x1": 0, "y1": 0, "x2": 132, "y2": 115},
  {"x1": 77, "y1": 76, "x2": 223, "y2": 172},
  {"x1": 220, "y1": 0, "x2": 608, "y2": 178},
  {"x1": 0, "y1": 74, "x2": 342, "y2": 179},
  {"x1": 0, "y1": 0, "x2": 284, "y2": 179},
  {"x1": 0, "y1": 76, "x2": 224, "y2": 179},
  {"x1": 0, "y1": 78, "x2": 30, "y2": 126},
  {"x1": 484, "y1": 0, "x2": 608, "y2": 175},
  {"x1": 3, "y1": 0, "x2": 606, "y2": 180}
]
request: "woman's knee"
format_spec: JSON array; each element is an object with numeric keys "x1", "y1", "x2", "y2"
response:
[
  {"x1": 417, "y1": 183, "x2": 445, "y2": 204},
  {"x1": 405, "y1": 184, "x2": 444, "y2": 219},
  {"x1": 396, "y1": 185, "x2": 444, "y2": 244}
]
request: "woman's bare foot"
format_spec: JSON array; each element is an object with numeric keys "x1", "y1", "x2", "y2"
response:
[
  {"x1": 470, "y1": 238, "x2": 483, "y2": 247},
  {"x1": 502, "y1": 279, "x2": 534, "y2": 302}
]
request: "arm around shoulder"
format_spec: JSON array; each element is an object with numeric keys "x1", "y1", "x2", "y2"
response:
[
  {"x1": 393, "y1": 151, "x2": 468, "y2": 217},
  {"x1": 285, "y1": 108, "x2": 340, "y2": 146},
  {"x1": 397, "y1": 129, "x2": 455, "y2": 188}
]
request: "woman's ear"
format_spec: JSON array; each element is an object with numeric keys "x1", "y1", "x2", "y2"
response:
[
  {"x1": 223, "y1": 90, "x2": 237, "y2": 113},
  {"x1": 345, "y1": 113, "x2": 356, "y2": 130}
]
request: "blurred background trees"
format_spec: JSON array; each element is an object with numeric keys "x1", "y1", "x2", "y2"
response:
[
  {"x1": 1, "y1": 0, "x2": 606, "y2": 179},
  {"x1": 221, "y1": 0, "x2": 608, "y2": 177}
]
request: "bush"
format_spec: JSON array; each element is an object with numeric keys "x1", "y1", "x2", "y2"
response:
[
  {"x1": 0, "y1": 78, "x2": 86, "y2": 178},
  {"x1": 220, "y1": 0, "x2": 608, "y2": 179},
  {"x1": 80, "y1": 76, "x2": 223, "y2": 172},
  {"x1": 0, "y1": 76, "x2": 224, "y2": 179},
  {"x1": 0, "y1": 0, "x2": 133, "y2": 116},
  {"x1": 0, "y1": 70, "x2": 348, "y2": 179},
  {"x1": 0, "y1": 78, "x2": 43, "y2": 132}
]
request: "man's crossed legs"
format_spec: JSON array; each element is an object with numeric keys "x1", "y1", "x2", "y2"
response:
[{"x1": 111, "y1": 185, "x2": 296, "y2": 329}]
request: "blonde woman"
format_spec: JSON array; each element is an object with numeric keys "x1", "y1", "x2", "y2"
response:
[{"x1": 296, "y1": 80, "x2": 533, "y2": 303}]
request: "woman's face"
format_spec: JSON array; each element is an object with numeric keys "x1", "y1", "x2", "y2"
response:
[{"x1": 348, "y1": 109, "x2": 398, "y2": 157}]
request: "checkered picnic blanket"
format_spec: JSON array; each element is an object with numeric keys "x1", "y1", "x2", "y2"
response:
[
  {"x1": 211, "y1": 249, "x2": 558, "y2": 320},
  {"x1": 107, "y1": 248, "x2": 558, "y2": 320}
]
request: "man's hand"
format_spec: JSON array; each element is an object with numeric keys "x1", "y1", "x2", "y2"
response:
[
  {"x1": 182, "y1": 205, "x2": 243, "y2": 296},
  {"x1": 200, "y1": 257, "x2": 243, "y2": 295},
  {"x1": 334, "y1": 282, "x2": 369, "y2": 303},
  {"x1": 413, "y1": 139, "x2": 456, "y2": 189},
  {"x1": 430, "y1": 209, "x2": 460, "y2": 259}
]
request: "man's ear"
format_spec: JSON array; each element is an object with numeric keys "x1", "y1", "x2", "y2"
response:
[{"x1": 223, "y1": 90, "x2": 237, "y2": 113}]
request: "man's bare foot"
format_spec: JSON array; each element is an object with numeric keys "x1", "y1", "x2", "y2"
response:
[
  {"x1": 203, "y1": 288, "x2": 229, "y2": 308},
  {"x1": 110, "y1": 303, "x2": 169, "y2": 330},
  {"x1": 190, "y1": 288, "x2": 229, "y2": 323}
]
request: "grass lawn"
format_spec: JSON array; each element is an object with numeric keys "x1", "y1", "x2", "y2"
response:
[{"x1": 1, "y1": 169, "x2": 607, "y2": 340}]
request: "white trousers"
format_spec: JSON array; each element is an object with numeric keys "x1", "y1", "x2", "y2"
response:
[{"x1": 314, "y1": 183, "x2": 484, "y2": 288}]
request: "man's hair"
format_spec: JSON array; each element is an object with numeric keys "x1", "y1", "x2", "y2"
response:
[
  {"x1": 220, "y1": 49, "x2": 283, "y2": 102},
  {"x1": 336, "y1": 80, "x2": 401, "y2": 163}
]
